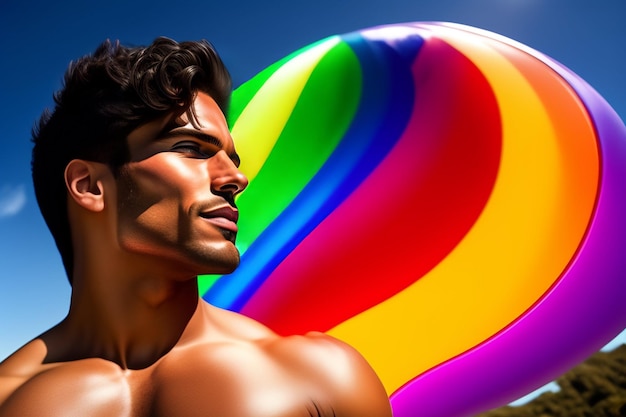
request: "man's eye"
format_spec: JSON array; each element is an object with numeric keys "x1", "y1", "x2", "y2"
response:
[{"x1": 171, "y1": 142, "x2": 207, "y2": 156}]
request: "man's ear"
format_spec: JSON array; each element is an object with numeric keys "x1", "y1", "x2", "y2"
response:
[{"x1": 64, "y1": 159, "x2": 108, "y2": 212}]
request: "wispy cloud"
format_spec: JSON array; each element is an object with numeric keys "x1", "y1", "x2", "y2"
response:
[{"x1": 0, "y1": 184, "x2": 27, "y2": 218}]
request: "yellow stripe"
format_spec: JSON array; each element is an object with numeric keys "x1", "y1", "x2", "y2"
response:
[
  {"x1": 328, "y1": 28, "x2": 598, "y2": 394},
  {"x1": 232, "y1": 37, "x2": 340, "y2": 183}
]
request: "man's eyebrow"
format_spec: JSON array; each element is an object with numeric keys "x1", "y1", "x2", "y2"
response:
[
  {"x1": 162, "y1": 127, "x2": 223, "y2": 147},
  {"x1": 161, "y1": 127, "x2": 241, "y2": 166}
]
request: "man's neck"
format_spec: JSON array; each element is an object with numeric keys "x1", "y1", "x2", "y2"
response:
[{"x1": 46, "y1": 258, "x2": 200, "y2": 370}]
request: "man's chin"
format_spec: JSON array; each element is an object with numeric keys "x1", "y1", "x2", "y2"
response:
[
  {"x1": 198, "y1": 253, "x2": 240, "y2": 276},
  {"x1": 213, "y1": 261, "x2": 239, "y2": 275}
]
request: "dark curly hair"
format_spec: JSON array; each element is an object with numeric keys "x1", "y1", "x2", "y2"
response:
[{"x1": 31, "y1": 37, "x2": 232, "y2": 284}]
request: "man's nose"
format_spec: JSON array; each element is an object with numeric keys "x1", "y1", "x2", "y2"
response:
[{"x1": 210, "y1": 150, "x2": 249, "y2": 196}]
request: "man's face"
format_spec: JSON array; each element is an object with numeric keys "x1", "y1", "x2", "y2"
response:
[{"x1": 114, "y1": 92, "x2": 248, "y2": 276}]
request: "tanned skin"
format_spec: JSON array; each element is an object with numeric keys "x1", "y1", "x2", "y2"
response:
[{"x1": 0, "y1": 92, "x2": 393, "y2": 417}]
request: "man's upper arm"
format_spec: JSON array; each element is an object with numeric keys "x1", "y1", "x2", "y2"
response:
[{"x1": 301, "y1": 332, "x2": 393, "y2": 417}]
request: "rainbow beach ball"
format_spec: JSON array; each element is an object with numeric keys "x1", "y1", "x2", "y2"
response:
[{"x1": 201, "y1": 22, "x2": 626, "y2": 417}]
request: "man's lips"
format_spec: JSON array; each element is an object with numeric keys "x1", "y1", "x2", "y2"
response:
[{"x1": 199, "y1": 206, "x2": 239, "y2": 233}]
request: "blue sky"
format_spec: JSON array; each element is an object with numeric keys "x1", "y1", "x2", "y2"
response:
[{"x1": 1, "y1": 0, "x2": 625, "y2": 403}]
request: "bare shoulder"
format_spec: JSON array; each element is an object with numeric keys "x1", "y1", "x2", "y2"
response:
[
  {"x1": 0, "y1": 340, "x2": 128, "y2": 417},
  {"x1": 0, "y1": 339, "x2": 48, "y2": 403},
  {"x1": 205, "y1": 305, "x2": 393, "y2": 416},
  {"x1": 266, "y1": 332, "x2": 393, "y2": 417}
]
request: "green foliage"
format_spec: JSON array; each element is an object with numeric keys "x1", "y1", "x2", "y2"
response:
[{"x1": 477, "y1": 345, "x2": 626, "y2": 417}]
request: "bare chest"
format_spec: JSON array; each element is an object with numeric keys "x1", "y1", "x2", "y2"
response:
[{"x1": 0, "y1": 354, "x2": 332, "y2": 417}]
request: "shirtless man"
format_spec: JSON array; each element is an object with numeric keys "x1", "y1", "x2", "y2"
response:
[{"x1": 0, "y1": 38, "x2": 392, "y2": 416}]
